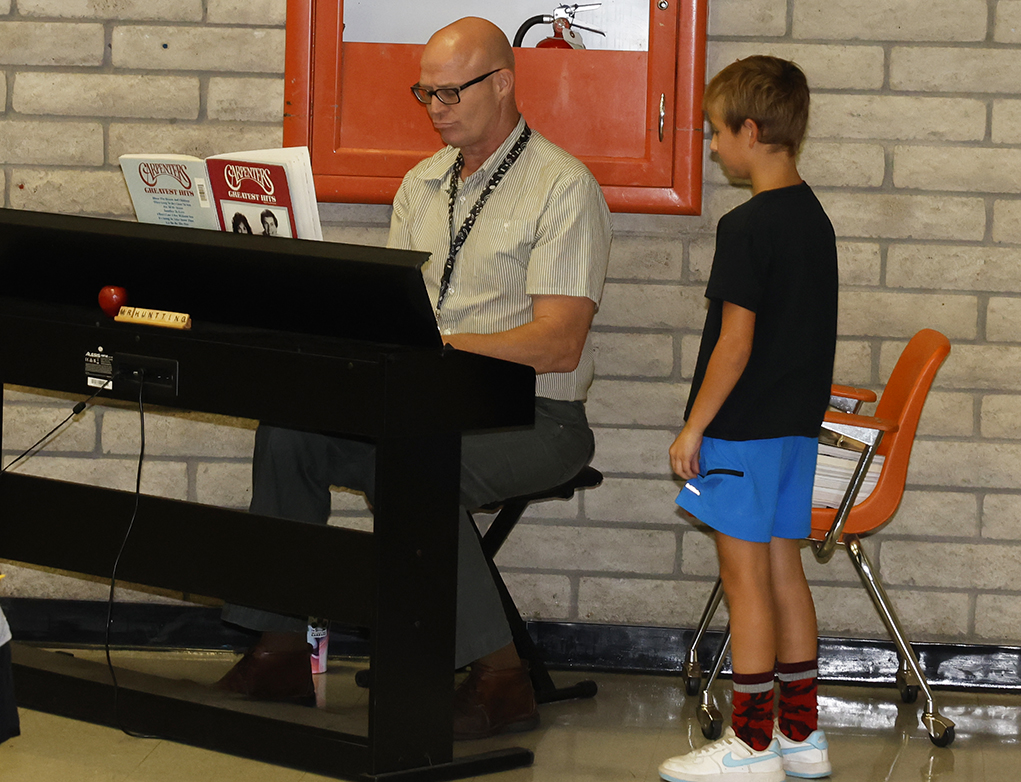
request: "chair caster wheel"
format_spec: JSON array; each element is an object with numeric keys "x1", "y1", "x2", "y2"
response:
[
  {"x1": 929, "y1": 723, "x2": 955, "y2": 747},
  {"x1": 697, "y1": 704, "x2": 723, "y2": 740},
  {"x1": 898, "y1": 683, "x2": 919, "y2": 704},
  {"x1": 684, "y1": 674, "x2": 702, "y2": 697},
  {"x1": 896, "y1": 669, "x2": 919, "y2": 704},
  {"x1": 924, "y1": 714, "x2": 956, "y2": 747}
]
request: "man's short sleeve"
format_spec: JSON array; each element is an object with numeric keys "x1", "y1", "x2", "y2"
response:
[
  {"x1": 387, "y1": 177, "x2": 413, "y2": 251},
  {"x1": 525, "y1": 171, "x2": 611, "y2": 305}
]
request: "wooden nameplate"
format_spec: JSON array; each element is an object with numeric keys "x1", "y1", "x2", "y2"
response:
[{"x1": 114, "y1": 306, "x2": 192, "y2": 330}]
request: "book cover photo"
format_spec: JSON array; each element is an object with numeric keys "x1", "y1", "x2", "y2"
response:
[{"x1": 206, "y1": 157, "x2": 297, "y2": 239}]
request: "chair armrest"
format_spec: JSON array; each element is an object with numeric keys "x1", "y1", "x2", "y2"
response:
[
  {"x1": 829, "y1": 384, "x2": 878, "y2": 414},
  {"x1": 831, "y1": 384, "x2": 877, "y2": 403},
  {"x1": 823, "y1": 411, "x2": 898, "y2": 432},
  {"x1": 822, "y1": 411, "x2": 898, "y2": 451}
]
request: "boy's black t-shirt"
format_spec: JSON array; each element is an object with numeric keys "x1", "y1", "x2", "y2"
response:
[{"x1": 685, "y1": 182, "x2": 838, "y2": 440}]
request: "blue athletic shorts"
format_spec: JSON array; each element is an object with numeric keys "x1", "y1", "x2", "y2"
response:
[{"x1": 675, "y1": 436, "x2": 817, "y2": 543}]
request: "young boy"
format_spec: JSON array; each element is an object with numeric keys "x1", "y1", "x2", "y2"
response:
[{"x1": 660, "y1": 56, "x2": 837, "y2": 782}]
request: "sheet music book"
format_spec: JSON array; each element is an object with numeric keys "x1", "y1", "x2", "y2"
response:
[{"x1": 119, "y1": 146, "x2": 322, "y2": 240}]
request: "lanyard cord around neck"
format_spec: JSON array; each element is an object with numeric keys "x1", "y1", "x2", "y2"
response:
[{"x1": 436, "y1": 124, "x2": 532, "y2": 312}]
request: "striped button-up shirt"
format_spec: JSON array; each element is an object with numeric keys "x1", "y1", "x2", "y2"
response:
[{"x1": 388, "y1": 116, "x2": 612, "y2": 401}]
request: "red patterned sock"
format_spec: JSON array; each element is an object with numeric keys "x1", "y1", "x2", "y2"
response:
[
  {"x1": 731, "y1": 671, "x2": 775, "y2": 751},
  {"x1": 777, "y1": 659, "x2": 818, "y2": 742}
]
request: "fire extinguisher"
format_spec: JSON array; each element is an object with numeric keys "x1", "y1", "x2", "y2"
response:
[{"x1": 513, "y1": 3, "x2": 606, "y2": 50}]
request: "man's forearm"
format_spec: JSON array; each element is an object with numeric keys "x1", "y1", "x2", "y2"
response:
[
  {"x1": 442, "y1": 294, "x2": 594, "y2": 374},
  {"x1": 444, "y1": 320, "x2": 581, "y2": 374}
]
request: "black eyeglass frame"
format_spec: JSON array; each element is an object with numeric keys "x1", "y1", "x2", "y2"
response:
[{"x1": 410, "y1": 69, "x2": 501, "y2": 105}]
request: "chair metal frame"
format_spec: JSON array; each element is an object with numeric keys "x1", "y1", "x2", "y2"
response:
[
  {"x1": 471, "y1": 465, "x2": 604, "y2": 704},
  {"x1": 681, "y1": 329, "x2": 955, "y2": 748}
]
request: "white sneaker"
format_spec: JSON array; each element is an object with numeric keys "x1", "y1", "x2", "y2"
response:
[
  {"x1": 658, "y1": 727, "x2": 786, "y2": 782},
  {"x1": 773, "y1": 727, "x2": 832, "y2": 778}
]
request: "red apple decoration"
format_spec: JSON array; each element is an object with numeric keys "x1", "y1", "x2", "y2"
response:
[{"x1": 98, "y1": 285, "x2": 128, "y2": 317}]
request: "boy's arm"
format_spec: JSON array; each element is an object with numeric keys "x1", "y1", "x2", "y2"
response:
[{"x1": 669, "y1": 302, "x2": 756, "y2": 480}]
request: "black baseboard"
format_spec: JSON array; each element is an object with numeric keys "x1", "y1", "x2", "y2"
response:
[
  {"x1": 4, "y1": 598, "x2": 1019, "y2": 693},
  {"x1": 526, "y1": 621, "x2": 1021, "y2": 693},
  {"x1": 1, "y1": 598, "x2": 372, "y2": 656}
]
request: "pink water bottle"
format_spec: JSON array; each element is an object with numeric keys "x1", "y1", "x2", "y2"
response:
[{"x1": 307, "y1": 619, "x2": 329, "y2": 674}]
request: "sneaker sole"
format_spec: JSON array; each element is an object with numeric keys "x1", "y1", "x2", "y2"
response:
[
  {"x1": 659, "y1": 767, "x2": 787, "y2": 782},
  {"x1": 784, "y1": 765, "x2": 832, "y2": 779}
]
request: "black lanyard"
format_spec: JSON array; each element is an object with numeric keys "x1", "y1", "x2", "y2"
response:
[{"x1": 436, "y1": 124, "x2": 532, "y2": 312}]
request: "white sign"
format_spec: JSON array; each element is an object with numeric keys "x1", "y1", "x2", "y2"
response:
[{"x1": 342, "y1": 1, "x2": 650, "y2": 51}]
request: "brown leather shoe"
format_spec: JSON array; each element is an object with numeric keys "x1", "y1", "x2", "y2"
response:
[
  {"x1": 215, "y1": 646, "x2": 315, "y2": 705},
  {"x1": 452, "y1": 660, "x2": 539, "y2": 740}
]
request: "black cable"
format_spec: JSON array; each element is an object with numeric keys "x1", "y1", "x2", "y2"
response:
[
  {"x1": 2, "y1": 372, "x2": 165, "y2": 738},
  {"x1": 513, "y1": 14, "x2": 550, "y2": 46},
  {"x1": 102, "y1": 370, "x2": 164, "y2": 740},
  {"x1": 1, "y1": 378, "x2": 113, "y2": 474}
]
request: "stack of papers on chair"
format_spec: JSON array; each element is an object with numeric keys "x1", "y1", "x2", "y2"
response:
[{"x1": 812, "y1": 443, "x2": 885, "y2": 509}]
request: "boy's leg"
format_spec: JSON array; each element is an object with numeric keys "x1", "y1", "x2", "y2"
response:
[
  {"x1": 657, "y1": 530, "x2": 786, "y2": 782},
  {"x1": 769, "y1": 537, "x2": 820, "y2": 743},
  {"x1": 715, "y1": 532, "x2": 776, "y2": 751},
  {"x1": 769, "y1": 537, "x2": 817, "y2": 663},
  {"x1": 717, "y1": 533, "x2": 778, "y2": 671}
]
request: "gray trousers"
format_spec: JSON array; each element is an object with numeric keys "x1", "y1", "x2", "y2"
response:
[{"x1": 222, "y1": 397, "x2": 594, "y2": 669}]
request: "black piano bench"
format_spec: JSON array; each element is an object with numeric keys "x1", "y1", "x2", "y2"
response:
[{"x1": 472, "y1": 465, "x2": 603, "y2": 705}]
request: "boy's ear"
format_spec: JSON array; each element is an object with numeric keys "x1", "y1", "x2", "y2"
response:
[{"x1": 741, "y1": 118, "x2": 761, "y2": 147}]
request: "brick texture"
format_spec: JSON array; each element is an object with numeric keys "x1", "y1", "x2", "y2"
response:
[
  {"x1": 809, "y1": 95, "x2": 986, "y2": 142},
  {"x1": 21, "y1": 1, "x2": 203, "y2": 20},
  {"x1": 888, "y1": 245, "x2": 1021, "y2": 292},
  {"x1": 112, "y1": 26, "x2": 286, "y2": 72},
  {"x1": 0, "y1": 22, "x2": 103, "y2": 66},
  {"x1": 793, "y1": 0, "x2": 987, "y2": 42},
  {"x1": 207, "y1": 0, "x2": 287, "y2": 27},
  {"x1": 207, "y1": 77, "x2": 285, "y2": 122},
  {"x1": 895, "y1": 146, "x2": 1021, "y2": 193},
  {"x1": 993, "y1": 199, "x2": 1021, "y2": 244},
  {"x1": 14, "y1": 73, "x2": 199, "y2": 119},
  {"x1": 0, "y1": 120, "x2": 104, "y2": 166}
]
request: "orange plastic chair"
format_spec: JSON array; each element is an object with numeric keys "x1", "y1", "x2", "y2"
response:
[{"x1": 681, "y1": 329, "x2": 954, "y2": 747}]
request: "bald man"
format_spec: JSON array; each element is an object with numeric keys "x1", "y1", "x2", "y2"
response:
[{"x1": 217, "y1": 17, "x2": 611, "y2": 741}]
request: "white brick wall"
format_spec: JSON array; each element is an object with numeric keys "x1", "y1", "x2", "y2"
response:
[
  {"x1": 3, "y1": 0, "x2": 1021, "y2": 648},
  {"x1": 14, "y1": 74, "x2": 199, "y2": 118},
  {"x1": 19, "y1": 1, "x2": 203, "y2": 21},
  {"x1": 0, "y1": 22, "x2": 104, "y2": 66},
  {"x1": 792, "y1": 0, "x2": 988, "y2": 42},
  {"x1": 110, "y1": 27, "x2": 286, "y2": 72}
]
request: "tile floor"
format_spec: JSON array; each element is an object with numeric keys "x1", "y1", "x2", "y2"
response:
[{"x1": 0, "y1": 648, "x2": 1017, "y2": 781}]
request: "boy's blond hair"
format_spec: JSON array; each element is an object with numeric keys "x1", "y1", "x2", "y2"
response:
[{"x1": 703, "y1": 55, "x2": 809, "y2": 156}]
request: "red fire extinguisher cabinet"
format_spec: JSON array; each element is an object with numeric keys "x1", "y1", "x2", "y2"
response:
[{"x1": 284, "y1": 0, "x2": 708, "y2": 215}]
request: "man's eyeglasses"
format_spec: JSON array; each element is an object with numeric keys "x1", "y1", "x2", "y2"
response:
[{"x1": 411, "y1": 69, "x2": 500, "y2": 105}]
